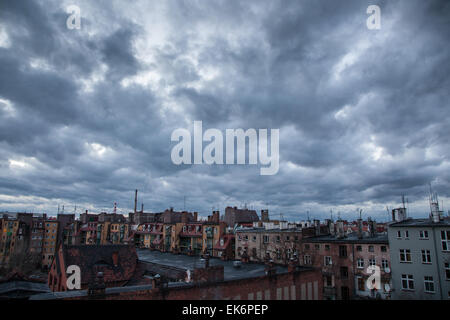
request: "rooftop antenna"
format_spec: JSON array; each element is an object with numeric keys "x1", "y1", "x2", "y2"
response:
[
  {"x1": 57, "y1": 204, "x2": 60, "y2": 215},
  {"x1": 406, "y1": 197, "x2": 409, "y2": 216},
  {"x1": 306, "y1": 210, "x2": 310, "y2": 221},
  {"x1": 62, "y1": 205, "x2": 64, "y2": 214},
  {"x1": 330, "y1": 209, "x2": 333, "y2": 220},
  {"x1": 113, "y1": 202, "x2": 117, "y2": 214},
  {"x1": 183, "y1": 196, "x2": 186, "y2": 211}
]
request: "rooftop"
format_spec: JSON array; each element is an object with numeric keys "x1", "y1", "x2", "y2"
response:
[
  {"x1": 303, "y1": 233, "x2": 388, "y2": 244},
  {"x1": 389, "y1": 217, "x2": 450, "y2": 228},
  {"x1": 235, "y1": 227, "x2": 302, "y2": 233},
  {"x1": 136, "y1": 249, "x2": 294, "y2": 281}
]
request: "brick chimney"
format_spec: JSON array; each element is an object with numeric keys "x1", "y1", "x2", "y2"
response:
[
  {"x1": 213, "y1": 211, "x2": 219, "y2": 223},
  {"x1": 88, "y1": 272, "x2": 106, "y2": 298},
  {"x1": 193, "y1": 212, "x2": 198, "y2": 221},
  {"x1": 112, "y1": 251, "x2": 119, "y2": 267},
  {"x1": 288, "y1": 258, "x2": 297, "y2": 273},
  {"x1": 181, "y1": 212, "x2": 188, "y2": 224},
  {"x1": 357, "y1": 219, "x2": 363, "y2": 239},
  {"x1": 265, "y1": 260, "x2": 276, "y2": 276},
  {"x1": 313, "y1": 219, "x2": 320, "y2": 236}
]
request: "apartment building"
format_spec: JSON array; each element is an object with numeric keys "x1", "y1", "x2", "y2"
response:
[
  {"x1": 42, "y1": 219, "x2": 59, "y2": 268},
  {"x1": 301, "y1": 219, "x2": 391, "y2": 300},
  {"x1": 388, "y1": 205, "x2": 450, "y2": 300}
]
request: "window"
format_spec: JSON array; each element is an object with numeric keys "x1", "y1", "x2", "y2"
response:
[
  {"x1": 324, "y1": 256, "x2": 332, "y2": 266},
  {"x1": 381, "y1": 246, "x2": 387, "y2": 252},
  {"x1": 356, "y1": 245, "x2": 362, "y2": 252},
  {"x1": 442, "y1": 231, "x2": 450, "y2": 251},
  {"x1": 397, "y1": 230, "x2": 402, "y2": 238},
  {"x1": 401, "y1": 274, "x2": 414, "y2": 290},
  {"x1": 445, "y1": 263, "x2": 450, "y2": 280},
  {"x1": 369, "y1": 258, "x2": 376, "y2": 267},
  {"x1": 368, "y1": 245, "x2": 374, "y2": 252},
  {"x1": 276, "y1": 236, "x2": 281, "y2": 242},
  {"x1": 304, "y1": 255, "x2": 311, "y2": 265},
  {"x1": 304, "y1": 244, "x2": 310, "y2": 250},
  {"x1": 263, "y1": 235, "x2": 269, "y2": 243},
  {"x1": 244, "y1": 235, "x2": 248, "y2": 241},
  {"x1": 286, "y1": 236, "x2": 290, "y2": 241},
  {"x1": 404, "y1": 230, "x2": 409, "y2": 238},
  {"x1": 325, "y1": 244, "x2": 330, "y2": 251},
  {"x1": 339, "y1": 245, "x2": 347, "y2": 257},
  {"x1": 358, "y1": 277, "x2": 365, "y2": 291},
  {"x1": 424, "y1": 276, "x2": 435, "y2": 293},
  {"x1": 399, "y1": 249, "x2": 411, "y2": 263},
  {"x1": 252, "y1": 236, "x2": 256, "y2": 242},
  {"x1": 421, "y1": 250, "x2": 432, "y2": 264},
  {"x1": 382, "y1": 259, "x2": 389, "y2": 270},
  {"x1": 314, "y1": 244, "x2": 320, "y2": 250},
  {"x1": 357, "y1": 258, "x2": 364, "y2": 269},
  {"x1": 419, "y1": 230, "x2": 429, "y2": 239},
  {"x1": 340, "y1": 267, "x2": 348, "y2": 279},
  {"x1": 325, "y1": 275, "x2": 332, "y2": 287}
]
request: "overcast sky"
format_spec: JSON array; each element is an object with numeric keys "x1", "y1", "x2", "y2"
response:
[{"x1": 0, "y1": 0, "x2": 449, "y2": 221}]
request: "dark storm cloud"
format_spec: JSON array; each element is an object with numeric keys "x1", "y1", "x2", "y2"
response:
[{"x1": 0, "y1": 0, "x2": 449, "y2": 220}]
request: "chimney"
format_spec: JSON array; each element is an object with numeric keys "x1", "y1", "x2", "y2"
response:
[
  {"x1": 181, "y1": 211, "x2": 188, "y2": 224},
  {"x1": 134, "y1": 189, "x2": 138, "y2": 213},
  {"x1": 430, "y1": 200, "x2": 443, "y2": 223},
  {"x1": 336, "y1": 220, "x2": 345, "y2": 239},
  {"x1": 141, "y1": 203, "x2": 144, "y2": 213},
  {"x1": 112, "y1": 251, "x2": 119, "y2": 266},
  {"x1": 392, "y1": 208, "x2": 406, "y2": 222},
  {"x1": 357, "y1": 219, "x2": 363, "y2": 239},
  {"x1": 193, "y1": 212, "x2": 198, "y2": 221},
  {"x1": 369, "y1": 218, "x2": 376, "y2": 237},
  {"x1": 325, "y1": 219, "x2": 334, "y2": 235},
  {"x1": 261, "y1": 209, "x2": 269, "y2": 222},
  {"x1": 88, "y1": 272, "x2": 106, "y2": 298},
  {"x1": 313, "y1": 219, "x2": 320, "y2": 236},
  {"x1": 265, "y1": 260, "x2": 276, "y2": 276},
  {"x1": 213, "y1": 211, "x2": 219, "y2": 223},
  {"x1": 288, "y1": 258, "x2": 297, "y2": 273},
  {"x1": 151, "y1": 274, "x2": 161, "y2": 289}
]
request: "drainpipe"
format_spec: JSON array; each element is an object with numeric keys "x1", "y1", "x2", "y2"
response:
[
  {"x1": 352, "y1": 243, "x2": 356, "y2": 299},
  {"x1": 432, "y1": 228, "x2": 444, "y2": 300}
]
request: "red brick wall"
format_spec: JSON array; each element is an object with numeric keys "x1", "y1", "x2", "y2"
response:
[{"x1": 65, "y1": 269, "x2": 322, "y2": 300}]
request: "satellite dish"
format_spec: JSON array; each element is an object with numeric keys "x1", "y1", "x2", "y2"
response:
[
  {"x1": 384, "y1": 283, "x2": 391, "y2": 292},
  {"x1": 385, "y1": 267, "x2": 391, "y2": 273}
]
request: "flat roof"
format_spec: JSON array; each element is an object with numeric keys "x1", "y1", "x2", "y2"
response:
[
  {"x1": 235, "y1": 227, "x2": 302, "y2": 233},
  {"x1": 389, "y1": 217, "x2": 450, "y2": 228},
  {"x1": 137, "y1": 249, "x2": 295, "y2": 281},
  {"x1": 303, "y1": 233, "x2": 388, "y2": 244}
]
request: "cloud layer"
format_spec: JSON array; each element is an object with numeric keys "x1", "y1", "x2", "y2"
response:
[{"x1": 0, "y1": 0, "x2": 449, "y2": 221}]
